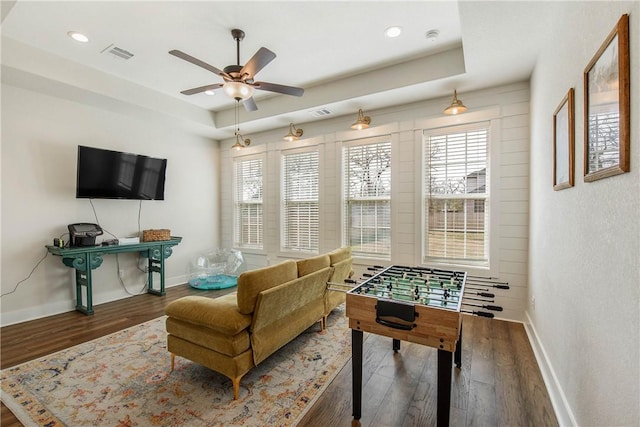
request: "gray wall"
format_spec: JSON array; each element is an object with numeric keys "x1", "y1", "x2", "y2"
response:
[
  {"x1": 1, "y1": 82, "x2": 221, "y2": 325},
  {"x1": 528, "y1": 2, "x2": 639, "y2": 425}
]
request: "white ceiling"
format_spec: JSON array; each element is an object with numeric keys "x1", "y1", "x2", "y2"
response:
[{"x1": 0, "y1": 1, "x2": 558, "y2": 139}]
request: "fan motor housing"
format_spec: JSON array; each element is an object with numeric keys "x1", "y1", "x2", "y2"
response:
[{"x1": 224, "y1": 64, "x2": 243, "y2": 76}]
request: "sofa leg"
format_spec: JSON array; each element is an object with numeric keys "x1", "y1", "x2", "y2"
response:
[
  {"x1": 232, "y1": 376, "x2": 241, "y2": 400},
  {"x1": 322, "y1": 315, "x2": 327, "y2": 330},
  {"x1": 170, "y1": 353, "x2": 175, "y2": 371}
]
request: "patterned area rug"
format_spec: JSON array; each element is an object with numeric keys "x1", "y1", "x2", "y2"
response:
[{"x1": 1, "y1": 305, "x2": 351, "y2": 426}]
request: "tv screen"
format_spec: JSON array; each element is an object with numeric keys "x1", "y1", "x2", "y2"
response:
[{"x1": 76, "y1": 145, "x2": 167, "y2": 200}]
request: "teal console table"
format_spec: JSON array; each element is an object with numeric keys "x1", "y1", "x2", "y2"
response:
[{"x1": 46, "y1": 237, "x2": 182, "y2": 315}]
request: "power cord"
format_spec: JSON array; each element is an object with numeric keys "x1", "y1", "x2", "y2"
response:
[
  {"x1": 0, "y1": 250, "x2": 49, "y2": 297},
  {"x1": 90, "y1": 198, "x2": 148, "y2": 294},
  {"x1": 115, "y1": 253, "x2": 149, "y2": 295}
]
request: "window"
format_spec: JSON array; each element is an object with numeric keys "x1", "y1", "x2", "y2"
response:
[
  {"x1": 423, "y1": 125, "x2": 489, "y2": 265},
  {"x1": 234, "y1": 157, "x2": 263, "y2": 248},
  {"x1": 343, "y1": 139, "x2": 391, "y2": 258},
  {"x1": 282, "y1": 150, "x2": 319, "y2": 252}
]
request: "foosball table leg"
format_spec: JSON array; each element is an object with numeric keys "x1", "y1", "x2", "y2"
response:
[
  {"x1": 393, "y1": 338, "x2": 401, "y2": 352},
  {"x1": 454, "y1": 322, "x2": 463, "y2": 369},
  {"x1": 437, "y1": 349, "x2": 453, "y2": 427},
  {"x1": 352, "y1": 329, "x2": 363, "y2": 420}
]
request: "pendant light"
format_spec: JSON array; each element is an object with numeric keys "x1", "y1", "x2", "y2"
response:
[
  {"x1": 443, "y1": 90, "x2": 467, "y2": 115},
  {"x1": 283, "y1": 123, "x2": 303, "y2": 141},
  {"x1": 231, "y1": 100, "x2": 251, "y2": 150},
  {"x1": 351, "y1": 109, "x2": 371, "y2": 130}
]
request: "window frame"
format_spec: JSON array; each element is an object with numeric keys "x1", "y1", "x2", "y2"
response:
[
  {"x1": 233, "y1": 154, "x2": 265, "y2": 250},
  {"x1": 280, "y1": 147, "x2": 320, "y2": 254},
  {"x1": 342, "y1": 135, "x2": 392, "y2": 260},
  {"x1": 422, "y1": 122, "x2": 491, "y2": 268}
]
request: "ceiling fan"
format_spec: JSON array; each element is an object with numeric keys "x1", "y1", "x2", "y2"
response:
[{"x1": 170, "y1": 29, "x2": 304, "y2": 111}]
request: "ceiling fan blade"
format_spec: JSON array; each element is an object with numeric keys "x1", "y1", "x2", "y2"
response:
[
  {"x1": 240, "y1": 47, "x2": 276, "y2": 78},
  {"x1": 180, "y1": 83, "x2": 223, "y2": 96},
  {"x1": 254, "y1": 81, "x2": 304, "y2": 97},
  {"x1": 169, "y1": 49, "x2": 229, "y2": 78},
  {"x1": 243, "y1": 97, "x2": 258, "y2": 112}
]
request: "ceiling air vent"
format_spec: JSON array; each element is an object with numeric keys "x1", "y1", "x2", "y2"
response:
[
  {"x1": 101, "y1": 44, "x2": 134, "y2": 60},
  {"x1": 309, "y1": 107, "x2": 332, "y2": 117}
]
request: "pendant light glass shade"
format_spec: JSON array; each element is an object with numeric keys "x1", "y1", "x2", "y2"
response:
[
  {"x1": 443, "y1": 90, "x2": 467, "y2": 115},
  {"x1": 351, "y1": 109, "x2": 371, "y2": 130},
  {"x1": 283, "y1": 123, "x2": 304, "y2": 141}
]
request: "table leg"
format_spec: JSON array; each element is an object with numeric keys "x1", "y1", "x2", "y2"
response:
[
  {"x1": 74, "y1": 262, "x2": 94, "y2": 314},
  {"x1": 437, "y1": 349, "x2": 453, "y2": 427},
  {"x1": 352, "y1": 329, "x2": 363, "y2": 420},
  {"x1": 393, "y1": 338, "x2": 401, "y2": 352},
  {"x1": 455, "y1": 322, "x2": 463, "y2": 368}
]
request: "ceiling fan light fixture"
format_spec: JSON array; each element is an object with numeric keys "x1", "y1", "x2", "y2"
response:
[
  {"x1": 351, "y1": 109, "x2": 371, "y2": 130},
  {"x1": 443, "y1": 90, "x2": 467, "y2": 115},
  {"x1": 223, "y1": 81, "x2": 255, "y2": 100},
  {"x1": 284, "y1": 123, "x2": 304, "y2": 141}
]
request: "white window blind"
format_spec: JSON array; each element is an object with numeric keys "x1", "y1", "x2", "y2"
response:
[
  {"x1": 423, "y1": 126, "x2": 489, "y2": 264},
  {"x1": 343, "y1": 140, "x2": 391, "y2": 258},
  {"x1": 234, "y1": 157, "x2": 263, "y2": 248},
  {"x1": 586, "y1": 110, "x2": 620, "y2": 174},
  {"x1": 282, "y1": 150, "x2": 319, "y2": 252}
]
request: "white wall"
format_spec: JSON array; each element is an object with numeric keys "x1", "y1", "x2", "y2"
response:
[
  {"x1": 529, "y1": 2, "x2": 639, "y2": 426},
  {"x1": 1, "y1": 83, "x2": 221, "y2": 326},
  {"x1": 219, "y1": 82, "x2": 530, "y2": 321}
]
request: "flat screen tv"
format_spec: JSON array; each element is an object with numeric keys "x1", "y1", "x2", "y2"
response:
[{"x1": 76, "y1": 145, "x2": 167, "y2": 200}]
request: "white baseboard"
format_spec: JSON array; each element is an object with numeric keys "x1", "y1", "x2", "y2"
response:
[
  {"x1": 1, "y1": 274, "x2": 188, "y2": 327},
  {"x1": 523, "y1": 310, "x2": 577, "y2": 426}
]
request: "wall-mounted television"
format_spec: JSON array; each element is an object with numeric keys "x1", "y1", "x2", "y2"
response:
[{"x1": 76, "y1": 145, "x2": 167, "y2": 200}]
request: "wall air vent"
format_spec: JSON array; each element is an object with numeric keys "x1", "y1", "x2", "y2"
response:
[
  {"x1": 309, "y1": 107, "x2": 332, "y2": 117},
  {"x1": 101, "y1": 44, "x2": 134, "y2": 60}
]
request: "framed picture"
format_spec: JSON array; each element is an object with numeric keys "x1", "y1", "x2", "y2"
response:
[
  {"x1": 553, "y1": 88, "x2": 575, "y2": 190},
  {"x1": 583, "y1": 14, "x2": 630, "y2": 182}
]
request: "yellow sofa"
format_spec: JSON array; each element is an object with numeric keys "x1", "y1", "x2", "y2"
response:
[{"x1": 164, "y1": 247, "x2": 352, "y2": 400}]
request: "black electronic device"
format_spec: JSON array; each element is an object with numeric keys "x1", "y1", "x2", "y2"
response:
[
  {"x1": 76, "y1": 145, "x2": 167, "y2": 200},
  {"x1": 68, "y1": 223, "x2": 104, "y2": 247}
]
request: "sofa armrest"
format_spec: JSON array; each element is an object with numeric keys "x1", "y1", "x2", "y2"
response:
[{"x1": 165, "y1": 294, "x2": 252, "y2": 336}]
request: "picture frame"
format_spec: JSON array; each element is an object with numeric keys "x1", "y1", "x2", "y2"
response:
[
  {"x1": 553, "y1": 88, "x2": 575, "y2": 190},
  {"x1": 583, "y1": 14, "x2": 630, "y2": 182}
]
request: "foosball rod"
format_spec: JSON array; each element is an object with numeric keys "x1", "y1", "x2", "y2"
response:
[
  {"x1": 462, "y1": 309, "x2": 494, "y2": 318},
  {"x1": 462, "y1": 302, "x2": 503, "y2": 311},
  {"x1": 463, "y1": 295, "x2": 495, "y2": 303},
  {"x1": 466, "y1": 276, "x2": 509, "y2": 285},
  {"x1": 357, "y1": 287, "x2": 461, "y2": 306},
  {"x1": 464, "y1": 290, "x2": 495, "y2": 298},
  {"x1": 465, "y1": 281, "x2": 509, "y2": 290},
  {"x1": 366, "y1": 279, "x2": 462, "y2": 296},
  {"x1": 358, "y1": 285, "x2": 460, "y2": 300}
]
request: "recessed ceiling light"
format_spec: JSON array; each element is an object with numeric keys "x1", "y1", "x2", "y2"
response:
[
  {"x1": 385, "y1": 26, "x2": 402, "y2": 38},
  {"x1": 67, "y1": 31, "x2": 89, "y2": 43},
  {"x1": 425, "y1": 29, "x2": 440, "y2": 42},
  {"x1": 204, "y1": 90, "x2": 216, "y2": 96}
]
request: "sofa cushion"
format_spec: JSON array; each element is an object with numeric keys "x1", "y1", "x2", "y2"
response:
[
  {"x1": 165, "y1": 294, "x2": 251, "y2": 336},
  {"x1": 329, "y1": 246, "x2": 351, "y2": 264},
  {"x1": 236, "y1": 260, "x2": 298, "y2": 314},
  {"x1": 296, "y1": 254, "x2": 330, "y2": 277},
  {"x1": 166, "y1": 317, "x2": 251, "y2": 357}
]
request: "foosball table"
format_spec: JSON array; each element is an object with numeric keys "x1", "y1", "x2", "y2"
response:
[{"x1": 344, "y1": 264, "x2": 508, "y2": 427}]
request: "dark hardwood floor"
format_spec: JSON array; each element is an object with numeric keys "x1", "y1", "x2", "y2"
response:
[{"x1": 1, "y1": 285, "x2": 557, "y2": 426}]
